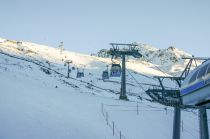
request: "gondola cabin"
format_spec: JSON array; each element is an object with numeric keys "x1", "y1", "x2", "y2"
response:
[
  {"x1": 180, "y1": 59, "x2": 210, "y2": 106},
  {"x1": 110, "y1": 64, "x2": 121, "y2": 77},
  {"x1": 102, "y1": 71, "x2": 109, "y2": 80},
  {"x1": 77, "y1": 72, "x2": 84, "y2": 78},
  {"x1": 72, "y1": 66, "x2": 76, "y2": 70}
]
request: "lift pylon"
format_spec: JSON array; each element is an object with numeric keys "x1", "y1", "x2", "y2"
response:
[
  {"x1": 108, "y1": 43, "x2": 142, "y2": 100},
  {"x1": 64, "y1": 60, "x2": 72, "y2": 78},
  {"x1": 146, "y1": 57, "x2": 210, "y2": 139}
]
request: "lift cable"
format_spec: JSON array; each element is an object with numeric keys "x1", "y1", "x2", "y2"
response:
[{"x1": 126, "y1": 69, "x2": 147, "y2": 92}]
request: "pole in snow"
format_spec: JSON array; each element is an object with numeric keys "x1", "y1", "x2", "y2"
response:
[
  {"x1": 172, "y1": 107, "x2": 181, "y2": 139},
  {"x1": 120, "y1": 54, "x2": 127, "y2": 100},
  {"x1": 65, "y1": 60, "x2": 72, "y2": 78},
  {"x1": 199, "y1": 107, "x2": 209, "y2": 139}
]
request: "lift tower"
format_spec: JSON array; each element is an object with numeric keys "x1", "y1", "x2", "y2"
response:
[
  {"x1": 108, "y1": 43, "x2": 142, "y2": 100},
  {"x1": 146, "y1": 57, "x2": 210, "y2": 139},
  {"x1": 65, "y1": 60, "x2": 72, "y2": 78},
  {"x1": 147, "y1": 76, "x2": 183, "y2": 139}
]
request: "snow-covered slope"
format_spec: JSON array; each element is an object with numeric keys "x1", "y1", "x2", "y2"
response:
[{"x1": 0, "y1": 38, "x2": 204, "y2": 139}]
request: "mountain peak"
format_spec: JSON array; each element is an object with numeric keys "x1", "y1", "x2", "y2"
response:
[{"x1": 167, "y1": 46, "x2": 176, "y2": 51}]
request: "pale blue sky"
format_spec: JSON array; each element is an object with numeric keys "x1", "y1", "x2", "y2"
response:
[{"x1": 0, "y1": 0, "x2": 209, "y2": 56}]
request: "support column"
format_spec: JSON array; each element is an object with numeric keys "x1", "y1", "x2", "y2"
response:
[
  {"x1": 67, "y1": 63, "x2": 70, "y2": 78},
  {"x1": 120, "y1": 54, "x2": 127, "y2": 100},
  {"x1": 199, "y1": 107, "x2": 209, "y2": 139},
  {"x1": 173, "y1": 107, "x2": 181, "y2": 139}
]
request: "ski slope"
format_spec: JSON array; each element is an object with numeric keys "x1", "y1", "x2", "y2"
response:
[{"x1": 0, "y1": 38, "x2": 205, "y2": 139}]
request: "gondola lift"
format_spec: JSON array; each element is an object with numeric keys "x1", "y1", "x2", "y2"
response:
[
  {"x1": 102, "y1": 70, "x2": 109, "y2": 80},
  {"x1": 110, "y1": 63, "x2": 121, "y2": 77},
  {"x1": 181, "y1": 59, "x2": 210, "y2": 106},
  {"x1": 102, "y1": 65, "x2": 109, "y2": 80},
  {"x1": 76, "y1": 68, "x2": 84, "y2": 78}
]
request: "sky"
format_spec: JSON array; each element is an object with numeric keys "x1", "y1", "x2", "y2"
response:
[{"x1": 0, "y1": 0, "x2": 210, "y2": 56}]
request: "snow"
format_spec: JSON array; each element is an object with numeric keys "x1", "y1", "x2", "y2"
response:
[
  {"x1": 0, "y1": 73, "x2": 112, "y2": 139},
  {"x1": 0, "y1": 37, "x2": 206, "y2": 139}
]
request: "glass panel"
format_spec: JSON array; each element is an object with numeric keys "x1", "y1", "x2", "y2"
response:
[
  {"x1": 197, "y1": 64, "x2": 208, "y2": 79},
  {"x1": 189, "y1": 70, "x2": 200, "y2": 83}
]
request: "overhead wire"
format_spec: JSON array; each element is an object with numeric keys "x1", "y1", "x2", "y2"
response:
[{"x1": 126, "y1": 69, "x2": 147, "y2": 92}]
